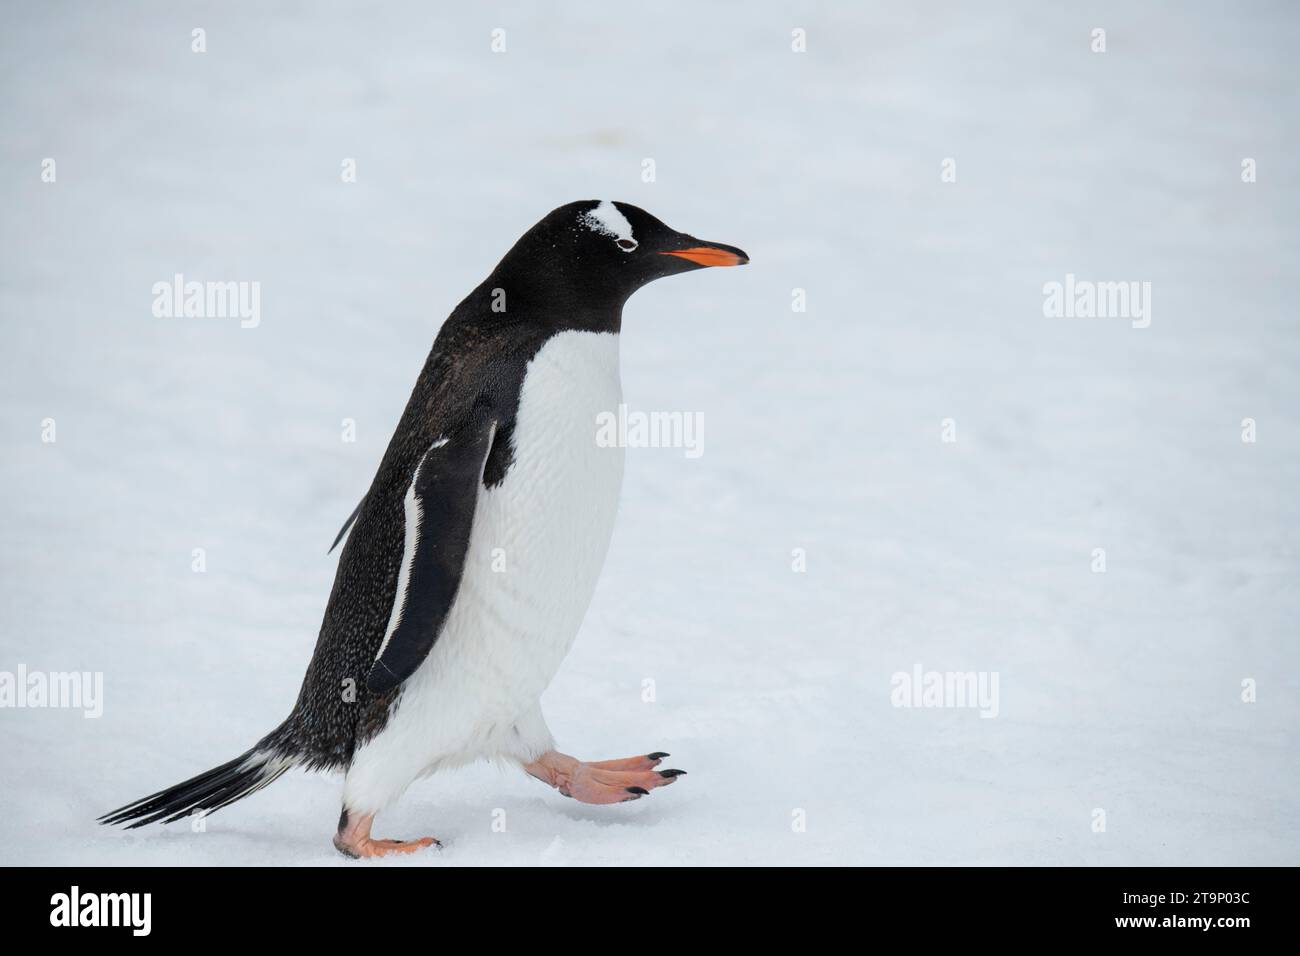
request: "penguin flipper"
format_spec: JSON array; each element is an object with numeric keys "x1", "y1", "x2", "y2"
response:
[{"x1": 365, "y1": 407, "x2": 498, "y2": 694}]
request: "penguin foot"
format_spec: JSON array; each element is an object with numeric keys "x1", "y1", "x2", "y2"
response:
[
  {"x1": 524, "y1": 750, "x2": 685, "y2": 805},
  {"x1": 333, "y1": 810, "x2": 440, "y2": 859},
  {"x1": 586, "y1": 752, "x2": 669, "y2": 772}
]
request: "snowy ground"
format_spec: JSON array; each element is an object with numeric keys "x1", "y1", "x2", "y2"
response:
[{"x1": 1, "y1": 1, "x2": 1297, "y2": 866}]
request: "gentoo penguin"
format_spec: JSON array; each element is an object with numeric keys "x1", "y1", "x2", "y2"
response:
[{"x1": 102, "y1": 200, "x2": 748, "y2": 857}]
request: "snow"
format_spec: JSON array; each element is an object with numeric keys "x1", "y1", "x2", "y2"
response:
[{"x1": 1, "y1": 1, "x2": 1297, "y2": 866}]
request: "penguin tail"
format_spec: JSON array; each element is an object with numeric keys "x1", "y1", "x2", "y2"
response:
[{"x1": 98, "y1": 745, "x2": 293, "y2": 829}]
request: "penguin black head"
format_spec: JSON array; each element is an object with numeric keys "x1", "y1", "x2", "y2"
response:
[{"x1": 488, "y1": 200, "x2": 749, "y2": 321}]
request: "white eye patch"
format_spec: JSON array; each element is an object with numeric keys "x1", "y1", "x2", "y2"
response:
[{"x1": 580, "y1": 200, "x2": 637, "y2": 251}]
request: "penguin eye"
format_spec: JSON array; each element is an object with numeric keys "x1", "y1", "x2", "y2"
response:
[{"x1": 616, "y1": 238, "x2": 638, "y2": 252}]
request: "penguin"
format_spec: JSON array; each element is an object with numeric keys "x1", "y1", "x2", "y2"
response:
[{"x1": 101, "y1": 200, "x2": 748, "y2": 857}]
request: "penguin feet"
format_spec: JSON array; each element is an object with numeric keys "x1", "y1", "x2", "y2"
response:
[
  {"x1": 333, "y1": 809, "x2": 440, "y2": 859},
  {"x1": 524, "y1": 750, "x2": 685, "y2": 805}
]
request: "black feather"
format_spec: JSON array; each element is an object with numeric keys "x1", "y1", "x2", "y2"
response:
[
  {"x1": 99, "y1": 749, "x2": 287, "y2": 829},
  {"x1": 328, "y1": 498, "x2": 365, "y2": 555}
]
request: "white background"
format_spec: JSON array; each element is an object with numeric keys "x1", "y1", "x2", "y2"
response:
[{"x1": 1, "y1": 1, "x2": 1297, "y2": 865}]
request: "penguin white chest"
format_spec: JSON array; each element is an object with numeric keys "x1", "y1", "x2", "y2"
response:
[
  {"x1": 467, "y1": 327, "x2": 627, "y2": 653},
  {"x1": 373, "y1": 331, "x2": 624, "y2": 766}
]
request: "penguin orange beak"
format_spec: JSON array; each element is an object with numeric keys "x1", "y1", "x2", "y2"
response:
[{"x1": 659, "y1": 244, "x2": 749, "y2": 267}]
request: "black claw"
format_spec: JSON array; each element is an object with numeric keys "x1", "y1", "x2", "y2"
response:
[
  {"x1": 658, "y1": 769, "x2": 686, "y2": 778},
  {"x1": 647, "y1": 752, "x2": 670, "y2": 760},
  {"x1": 626, "y1": 786, "x2": 650, "y2": 795}
]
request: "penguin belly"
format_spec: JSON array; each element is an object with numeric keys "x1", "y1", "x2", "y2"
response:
[{"x1": 343, "y1": 330, "x2": 625, "y2": 813}]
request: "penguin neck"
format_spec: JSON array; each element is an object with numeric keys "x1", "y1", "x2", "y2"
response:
[{"x1": 483, "y1": 263, "x2": 627, "y2": 335}]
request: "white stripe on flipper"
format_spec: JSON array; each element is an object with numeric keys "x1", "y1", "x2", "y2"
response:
[{"x1": 375, "y1": 438, "x2": 447, "y2": 664}]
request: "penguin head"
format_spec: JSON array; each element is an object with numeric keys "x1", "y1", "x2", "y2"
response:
[{"x1": 492, "y1": 200, "x2": 748, "y2": 313}]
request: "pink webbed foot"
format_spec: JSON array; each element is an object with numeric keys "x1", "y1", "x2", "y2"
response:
[
  {"x1": 333, "y1": 810, "x2": 440, "y2": 859},
  {"x1": 525, "y1": 751, "x2": 685, "y2": 804}
]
